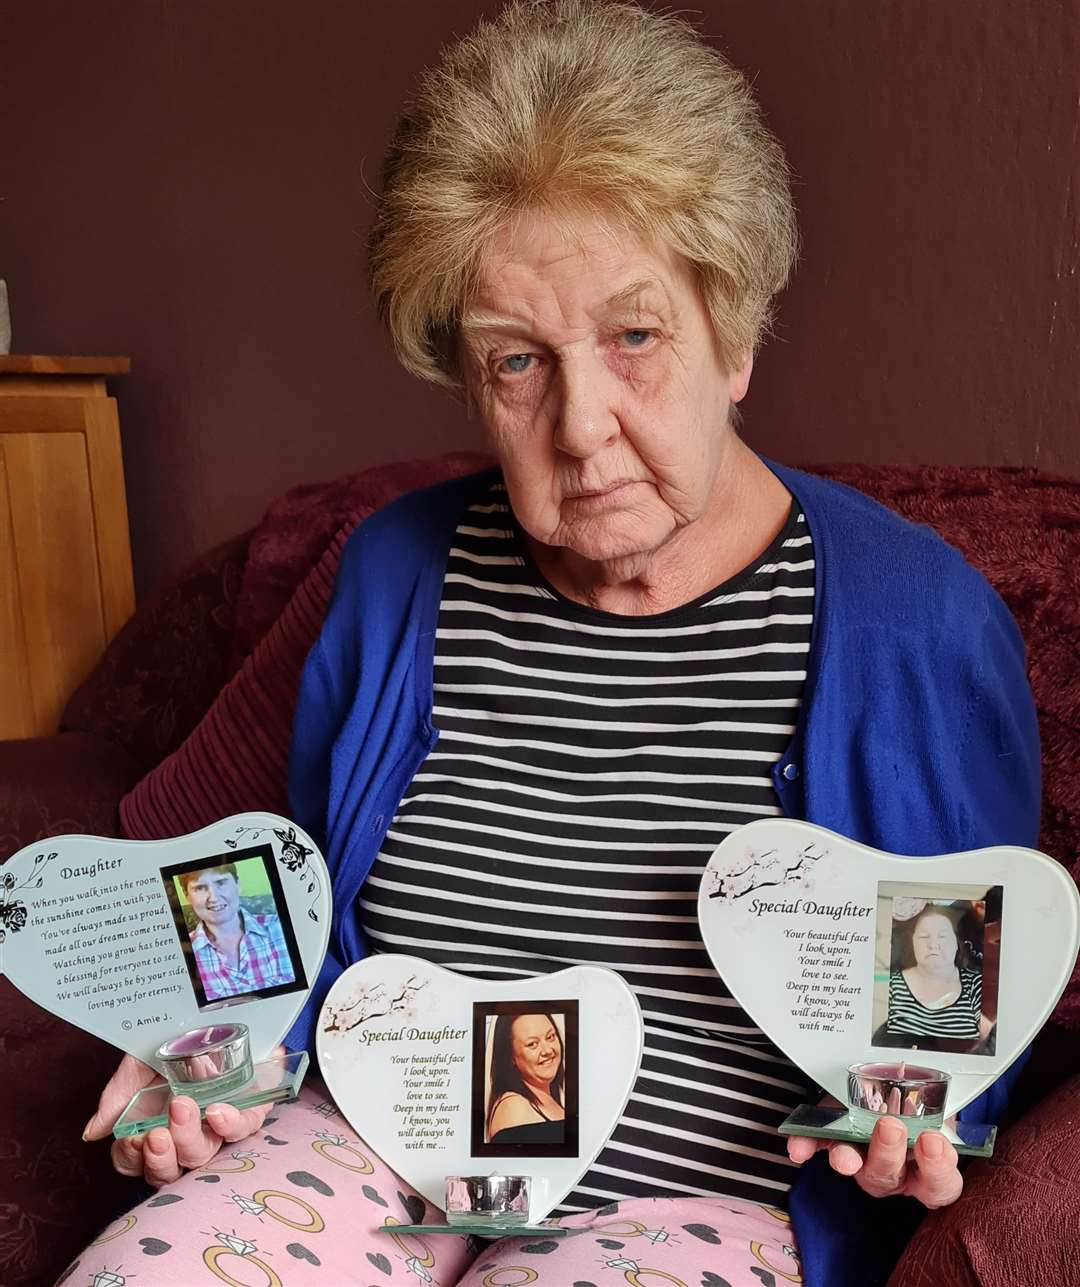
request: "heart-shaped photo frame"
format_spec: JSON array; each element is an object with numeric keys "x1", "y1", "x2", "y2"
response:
[
  {"x1": 0, "y1": 813, "x2": 330, "y2": 1067},
  {"x1": 697, "y1": 819, "x2": 1080, "y2": 1117},
  {"x1": 316, "y1": 955, "x2": 643, "y2": 1224}
]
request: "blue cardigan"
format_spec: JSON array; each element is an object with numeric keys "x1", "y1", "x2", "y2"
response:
[{"x1": 287, "y1": 461, "x2": 1040, "y2": 1287}]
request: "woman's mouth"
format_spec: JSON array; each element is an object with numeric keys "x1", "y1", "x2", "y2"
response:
[{"x1": 565, "y1": 481, "x2": 638, "y2": 509}]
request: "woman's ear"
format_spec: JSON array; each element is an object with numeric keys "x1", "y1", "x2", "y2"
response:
[{"x1": 730, "y1": 350, "x2": 754, "y2": 404}]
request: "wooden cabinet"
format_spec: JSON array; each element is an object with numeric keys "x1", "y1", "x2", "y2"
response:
[{"x1": 0, "y1": 356, "x2": 134, "y2": 739}]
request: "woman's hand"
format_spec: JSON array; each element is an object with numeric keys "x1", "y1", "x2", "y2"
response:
[
  {"x1": 786, "y1": 1115, "x2": 963, "y2": 1209},
  {"x1": 82, "y1": 1052, "x2": 275, "y2": 1186}
]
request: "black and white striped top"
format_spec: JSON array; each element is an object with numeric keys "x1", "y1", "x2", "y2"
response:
[
  {"x1": 887, "y1": 969, "x2": 982, "y2": 1040},
  {"x1": 360, "y1": 480, "x2": 816, "y2": 1207}
]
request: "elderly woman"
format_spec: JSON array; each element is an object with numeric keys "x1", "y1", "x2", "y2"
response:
[
  {"x1": 887, "y1": 906, "x2": 991, "y2": 1045},
  {"x1": 80, "y1": 2, "x2": 1039, "y2": 1285}
]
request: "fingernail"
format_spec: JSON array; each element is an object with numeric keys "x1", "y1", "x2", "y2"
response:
[
  {"x1": 922, "y1": 1132, "x2": 945, "y2": 1158},
  {"x1": 881, "y1": 1118, "x2": 906, "y2": 1145},
  {"x1": 147, "y1": 1134, "x2": 168, "y2": 1155},
  {"x1": 171, "y1": 1099, "x2": 192, "y2": 1125},
  {"x1": 832, "y1": 1147, "x2": 862, "y2": 1175}
]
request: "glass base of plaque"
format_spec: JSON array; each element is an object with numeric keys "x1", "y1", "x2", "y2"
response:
[
  {"x1": 380, "y1": 1222, "x2": 570, "y2": 1239},
  {"x1": 113, "y1": 1051, "x2": 309, "y2": 1138},
  {"x1": 779, "y1": 1104, "x2": 997, "y2": 1158}
]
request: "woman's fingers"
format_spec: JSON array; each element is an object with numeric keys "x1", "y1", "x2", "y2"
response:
[
  {"x1": 784, "y1": 1135, "x2": 831, "y2": 1164},
  {"x1": 110, "y1": 1132, "x2": 147, "y2": 1178},
  {"x1": 906, "y1": 1131, "x2": 963, "y2": 1208},
  {"x1": 786, "y1": 1120, "x2": 962, "y2": 1209},
  {"x1": 785, "y1": 1133, "x2": 873, "y2": 1174},
  {"x1": 167, "y1": 1097, "x2": 223, "y2": 1171},
  {"x1": 142, "y1": 1126, "x2": 183, "y2": 1186},
  {"x1": 84, "y1": 1053, "x2": 159, "y2": 1142},
  {"x1": 98, "y1": 1057, "x2": 282, "y2": 1182},
  {"x1": 205, "y1": 1099, "x2": 271, "y2": 1144},
  {"x1": 203, "y1": 1047, "x2": 285, "y2": 1142},
  {"x1": 853, "y1": 1117, "x2": 907, "y2": 1195},
  {"x1": 825, "y1": 1142, "x2": 865, "y2": 1176}
]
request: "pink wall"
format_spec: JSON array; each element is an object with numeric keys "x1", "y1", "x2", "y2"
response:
[{"x1": 3, "y1": 1, "x2": 1078, "y2": 596}]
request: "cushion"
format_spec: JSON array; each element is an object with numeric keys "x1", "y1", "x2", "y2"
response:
[
  {"x1": 0, "y1": 732, "x2": 148, "y2": 1281},
  {"x1": 61, "y1": 531, "x2": 251, "y2": 769},
  {"x1": 228, "y1": 451, "x2": 491, "y2": 669},
  {"x1": 120, "y1": 526, "x2": 345, "y2": 834},
  {"x1": 0, "y1": 981, "x2": 130, "y2": 1287},
  {"x1": 119, "y1": 452, "x2": 488, "y2": 838},
  {"x1": 886, "y1": 1072, "x2": 1080, "y2": 1287},
  {"x1": 0, "y1": 731, "x2": 143, "y2": 862}
]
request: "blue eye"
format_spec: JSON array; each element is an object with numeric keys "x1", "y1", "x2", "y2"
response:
[
  {"x1": 620, "y1": 329, "x2": 652, "y2": 348},
  {"x1": 500, "y1": 353, "x2": 534, "y2": 374}
]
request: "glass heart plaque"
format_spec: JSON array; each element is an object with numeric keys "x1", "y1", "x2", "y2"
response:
[{"x1": 697, "y1": 819, "x2": 1080, "y2": 1150}]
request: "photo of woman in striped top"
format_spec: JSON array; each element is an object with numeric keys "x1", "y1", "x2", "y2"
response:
[{"x1": 886, "y1": 904, "x2": 993, "y2": 1047}]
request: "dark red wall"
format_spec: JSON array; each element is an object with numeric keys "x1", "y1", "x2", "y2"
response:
[{"x1": 3, "y1": 1, "x2": 1078, "y2": 596}]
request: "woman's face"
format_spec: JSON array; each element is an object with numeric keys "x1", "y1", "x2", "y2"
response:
[
  {"x1": 185, "y1": 868, "x2": 241, "y2": 929},
  {"x1": 912, "y1": 913, "x2": 958, "y2": 972},
  {"x1": 460, "y1": 209, "x2": 751, "y2": 568},
  {"x1": 510, "y1": 1014, "x2": 561, "y2": 1086}
]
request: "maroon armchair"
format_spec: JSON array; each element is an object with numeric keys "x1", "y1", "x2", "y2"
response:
[{"x1": 1, "y1": 455, "x2": 1078, "y2": 1287}]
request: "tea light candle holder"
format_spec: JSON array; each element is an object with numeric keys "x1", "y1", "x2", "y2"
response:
[
  {"x1": 445, "y1": 1174, "x2": 531, "y2": 1225},
  {"x1": 847, "y1": 1060, "x2": 950, "y2": 1137},
  {"x1": 156, "y1": 1023, "x2": 254, "y2": 1102}
]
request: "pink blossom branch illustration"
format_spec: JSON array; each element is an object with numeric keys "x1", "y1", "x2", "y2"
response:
[
  {"x1": 322, "y1": 975, "x2": 428, "y2": 1033},
  {"x1": 707, "y1": 844, "x2": 827, "y2": 902}
]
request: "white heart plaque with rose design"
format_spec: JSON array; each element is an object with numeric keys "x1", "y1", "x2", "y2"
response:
[
  {"x1": 0, "y1": 813, "x2": 330, "y2": 1067},
  {"x1": 316, "y1": 955, "x2": 643, "y2": 1224},
  {"x1": 697, "y1": 818, "x2": 1080, "y2": 1117}
]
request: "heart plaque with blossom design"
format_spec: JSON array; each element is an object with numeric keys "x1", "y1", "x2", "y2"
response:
[
  {"x1": 697, "y1": 818, "x2": 1080, "y2": 1122},
  {"x1": 317, "y1": 954, "x2": 644, "y2": 1225}
]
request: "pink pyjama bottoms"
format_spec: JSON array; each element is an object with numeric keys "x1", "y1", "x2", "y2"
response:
[{"x1": 62, "y1": 1085, "x2": 802, "y2": 1287}]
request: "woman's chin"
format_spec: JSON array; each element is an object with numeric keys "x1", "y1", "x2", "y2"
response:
[{"x1": 554, "y1": 514, "x2": 674, "y2": 567}]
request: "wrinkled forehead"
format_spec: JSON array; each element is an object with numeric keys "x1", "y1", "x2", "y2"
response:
[{"x1": 464, "y1": 208, "x2": 692, "y2": 334}]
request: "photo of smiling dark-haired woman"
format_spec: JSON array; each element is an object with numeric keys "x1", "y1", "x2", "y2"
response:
[{"x1": 471, "y1": 1000, "x2": 579, "y2": 1157}]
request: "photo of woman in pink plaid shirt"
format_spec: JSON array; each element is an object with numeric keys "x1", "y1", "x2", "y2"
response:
[{"x1": 178, "y1": 864, "x2": 295, "y2": 1003}]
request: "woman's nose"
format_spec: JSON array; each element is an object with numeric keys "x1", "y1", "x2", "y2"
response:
[{"x1": 552, "y1": 360, "x2": 619, "y2": 458}]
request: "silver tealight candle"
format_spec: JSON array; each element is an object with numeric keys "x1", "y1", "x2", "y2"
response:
[
  {"x1": 445, "y1": 1174, "x2": 531, "y2": 1225},
  {"x1": 847, "y1": 1060, "x2": 950, "y2": 1137}
]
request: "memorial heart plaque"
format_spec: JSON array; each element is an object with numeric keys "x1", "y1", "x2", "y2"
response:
[
  {"x1": 0, "y1": 813, "x2": 330, "y2": 1067},
  {"x1": 697, "y1": 818, "x2": 1080, "y2": 1119},
  {"x1": 317, "y1": 955, "x2": 643, "y2": 1224}
]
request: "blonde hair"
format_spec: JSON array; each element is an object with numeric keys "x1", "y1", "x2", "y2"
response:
[{"x1": 369, "y1": 0, "x2": 797, "y2": 388}]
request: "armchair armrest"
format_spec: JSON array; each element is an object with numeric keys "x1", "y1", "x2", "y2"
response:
[
  {"x1": 0, "y1": 731, "x2": 148, "y2": 1281},
  {"x1": 887, "y1": 1072, "x2": 1080, "y2": 1286}
]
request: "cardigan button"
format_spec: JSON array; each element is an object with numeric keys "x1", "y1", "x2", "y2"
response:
[{"x1": 782, "y1": 762, "x2": 799, "y2": 781}]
